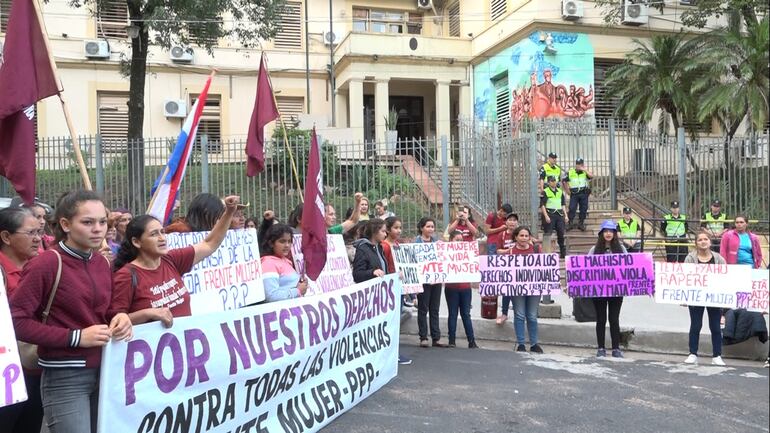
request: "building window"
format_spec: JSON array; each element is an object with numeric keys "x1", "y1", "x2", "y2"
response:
[
  {"x1": 1, "y1": 0, "x2": 12, "y2": 33},
  {"x1": 274, "y1": 1, "x2": 302, "y2": 50},
  {"x1": 97, "y1": 92, "x2": 129, "y2": 152},
  {"x1": 352, "y1": 8, "x2": 422, "y2": 35},
  {"x1": 96, "y1": 0, "x2": 128, "y2": 39},
  {"x1": 448, "y1": 2, "x2": 461, "y2": 37},
  {"x1": 594, "y1": 59, "x2": 628, "y2": 129},
  {"x1": 191, "y1": 94, "x2": 222, "y2": 153},
  {"x1": 276, "y1": 96, "x2": 305, "y2": 128},
  {"x1": 490, "y1": 0, "x2": 507, "y2": 21}
]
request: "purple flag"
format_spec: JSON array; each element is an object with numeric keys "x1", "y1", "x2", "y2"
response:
[
  {"x1": 301, "y1": 128, "x2": 327, "y2": 280},
  {"x1": 245, "y1": 53, "x2": 279, "y2": 176}
]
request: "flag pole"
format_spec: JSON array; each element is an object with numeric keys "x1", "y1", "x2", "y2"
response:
[
  {"x1": 30, "y1": 0, "x2": 92, "y2": 190},
  {"x1": 263, "y1": 54, "x2": 304, "y2": 201}
]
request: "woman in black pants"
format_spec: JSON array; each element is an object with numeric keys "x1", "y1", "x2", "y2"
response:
[
  {"x1": 588, "y1": 220, "x2": 627, "y2": 358},
  {"x1": 414, "y1": 217, "x2": 446, "y2": 347}
]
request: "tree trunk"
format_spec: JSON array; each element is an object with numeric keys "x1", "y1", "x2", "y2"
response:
[
  {"x1": 671, "y1": 110, "x2": 701, "y2": 174},
  {"x1": 126, "y1": 1, "x2": 148, "y2": 213}
]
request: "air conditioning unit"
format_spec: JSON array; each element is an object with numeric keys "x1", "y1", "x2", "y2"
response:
[
  {"x1": 621, "y1": 0, "x2": 649, "y2": 26},
  {"x1": 323, "y1": 31, "x2": 339, "y2": 45},
  {"x1": 417, "y1": 0, "x2": 434, "y2": 10},
  {"x1": 562, "y1": 0, "x2": 584, "y2": 20},
  {"x1": 163, "y1": 99, "x2": 188, "y2": 118},
  {"x1": 84, "y1": 40, "x2": 110, "y2": 59},
  {"x1": 169, "y1": 45, "x2": 194, "y2": 63}
]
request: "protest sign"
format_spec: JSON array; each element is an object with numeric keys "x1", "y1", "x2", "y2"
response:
[
  {"x1": 478, "y1": 253, "x2": 561, "y2": 296},
  {"x1": 654, "y1": 262, "x2": 753, "y2": 308},
  {"x1": 166, "y1": 229, "x2": 264, "y2": 314},
  {"x1": 393, "y1": 242, "x2": 480, "y2": 294},
  {"x1": 292, "y1": 234, "x2": 355, "y2": 295},
  {"x1": 566, "y1": 253, "x2": 654, "y2": 298},
  {"x1": 97, "y1": 275, "x2": 401, "y2": 433},
  {"x1": 747, "y1": 269, "x2": 770, "y2": 313},
  {"x1": 0, "y1": 277, "x2": 27, "y2": 408}
]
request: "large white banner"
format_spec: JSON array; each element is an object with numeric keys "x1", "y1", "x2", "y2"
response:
[
  {"x1": 291, "y1": 234, "x2": 355, "y2": 295},
  {"x1": 97, "y1": 275, "x2": 401, "y2": 433},
  {"x1": 654, "y1": 262, "x2": 754, "y2": 308},
  {"x1": 1, "y1": 277, "x2": 27, "y2": 408},
  {"x1": 166, "y1": 229, "x2": 265, "y2": 314}
]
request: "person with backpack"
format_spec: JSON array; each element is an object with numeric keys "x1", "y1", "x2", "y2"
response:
[{"x1": 588, "y1": 220, "x2": 627, "y2": 358}]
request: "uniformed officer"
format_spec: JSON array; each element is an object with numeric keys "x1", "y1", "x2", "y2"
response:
[
  {"x1": 661, "y1": 201, "x2": 688, "y2": 262},
  {"x1": 538, "y1": 152, "x2": 562, "y2": 192},
  {"x1": 540, "y1": 175, "x2": 568, "y2": 258},
  {"x1": 564, "y1": 157, "x2": 593, "y2": 231},
  {"x1": 617, "y1": 207, "x2": 640, "y2": 252},
  {"x1": 701, "y1": 199, "x2": 727, "y2": 252}
]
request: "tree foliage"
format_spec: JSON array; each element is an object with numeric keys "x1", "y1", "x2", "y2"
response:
[{"x1": 593, "y1": 0, "x2": 767, "y2": 29}]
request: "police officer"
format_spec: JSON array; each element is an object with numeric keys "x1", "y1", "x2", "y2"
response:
[
  {"x1": 540, "y1": 175, "x2": 568, "y2": 258},
  {"x1": 617, "y1": 207, "x2": 640, "y2": 252},
  {"x1": 661, "y1": 201, "x2": 688, "y2": 262},
  {"x1": 701, "y1": 199, "x2": 727, "y2": 252},
  {"x1": 538, "y1": 152, "x2": 562, "y2": 192},
  {"x1": 564, "y1": 157, "x2": 593, "y2": 231}
]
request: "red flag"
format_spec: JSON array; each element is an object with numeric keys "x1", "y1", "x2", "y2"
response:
[
  {"x1": 301, "y1": 128, "x2": 327, "y2": 280},
  {"x1": 245, "y1": 53, "x2": 279, "y2": 176},
  {"x1": 0, "y1": 0, "x2": 60, "y2": 204}
]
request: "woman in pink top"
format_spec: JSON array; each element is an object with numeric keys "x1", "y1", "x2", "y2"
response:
[{"x1": 720, "y1": 214, "x2": 763, "y2": 268}]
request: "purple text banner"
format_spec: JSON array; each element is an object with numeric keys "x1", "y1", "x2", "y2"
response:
[
  {"x1": 567, "y1": 253, "x2": 655, "y2": 297},
  {"x1": 655, "y1": 262, "x2": 754, "y2": 308},
  {"x1": 0, "y1": 277, "x2": 27, "y2": 408},
  {"x1": 292, "y1": 234, "x2": 355, "y2": 295},
  {"x1": 748, "y1": 270, "x2": 769, "y2": 313},
  {"x1": 478, "y1": 253, "x2": 561, "y2": 296},
  {"x1": 97, "y1": 275, "x2": 401, "y2": 433}
]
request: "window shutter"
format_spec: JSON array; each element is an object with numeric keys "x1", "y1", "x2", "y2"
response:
[
  {"x1": 97, "y1": 92, "x2": 129, "y2": 152},
  {"x1": 494, "y1": 77, "x2": 510, "y2": 133},
  {"x1": 490, "y1": 0, "x2": 507, "y2": 21},
  {"x1": 276, "y1": 96, "x2": 304, "y2": 128},
  {"x1": 0, "y1": 0, "x2": 12, "y2": 33},
  {"x1": 274, "y1": 1, "x2": 302, "y2": 50},
  {"x1": 96, "y1": 0, "x2": 128, "y2": 39},
  {"x1": 448, "y1": 2, "x2": 461, "y2": 37},
  {"x1": 594, "y1": 59, "x2": 627, "y2": 129},
  {"x1": 192, "y1": 94, "x2": 222, "y2": 153}
]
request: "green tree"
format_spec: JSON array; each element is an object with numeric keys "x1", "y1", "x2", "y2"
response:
[{"x1": 593, "y1": 0, "x2": 767, "y2": 29}]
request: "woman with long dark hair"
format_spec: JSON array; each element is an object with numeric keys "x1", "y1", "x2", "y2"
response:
[
  {"x1": 111, "y1": 196, "x2": 241, "y2": 325},
  {"x1": 415, "y1": 216, "x2": 446, "y2": 347},
  {"x1": 720, "y1": 214, "x2": 764, "y2": 269},
  {"x1": 588, "y1": 220, "x2": 627, "y2": 358},
  {"x1": 352, "y1": 219, "x2": 388, "y2": 283},
  {"x1": 164, "y1": 193, "x2": 225, "y2": 233},
  {"x1": 259, "y1": 216, "x2": 307, "y2": 302}
]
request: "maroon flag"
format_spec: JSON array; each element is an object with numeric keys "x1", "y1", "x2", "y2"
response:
[
  {"x1": 301, "y1": 128, "x2": 327, "y2": 280},
  {"x1": 0, "y1": 0, "x2": 60, "y2": 204},
  {"x1": 245, "y1": 53, "x2": 279, "y2": 176}
]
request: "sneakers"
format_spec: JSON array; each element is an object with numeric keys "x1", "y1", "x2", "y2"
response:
[
  {"x1": 712, "y1": 356, "x2": 726, "y2": 366},
  {"x1": 516, "y1": 344, "x2": 527, "y2": 352},
  {"x1": 398, "y1": 355, "x2": 412, "y2": 365},
  {"x1": 432, "y1": 340, "x2": 448, "y2": 348},
  {"x1": 468, "y1": 340, "x2": 479, "y2": 349},
  {"x1": 419, "y1": 339, "x2": 429, "y2": 348},
  {"x1": 611, "y1": 349, "x2": 624, "y2": 358},
  {"x1": 402, "y1": 298, "x2": 415, "y2": 308},
  {"x1": 496, "y1": 314, "x2": 508, "y2": 325},
  {"x1": 684, "y1": 354, "x2": 698, "y2": 364},
  {"x1": 596, "y1": 348, "x2": 607, "y2": 357},
  {"x1": 530, "y1": 344, "x2": 544, "y2": 354},
  {"x1": 764, "y1": 358, "x2": 769, "y2": 368},
  {"x1": 448, "y1": 338, "x2": 456, "y2": 348}
]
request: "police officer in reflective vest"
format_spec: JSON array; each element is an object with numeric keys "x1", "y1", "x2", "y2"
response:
[
  {"x1": 539, "y1": 152, "x2": 562, "y2": 192},
  {"x1": 661, "y1": 201, "x2": 688, "y2": 262},
  {"x1": 540, "y1": 175, "x2": 568, "y2": 257},
  {"x1": 617, "y1": 207, "x2": 640, "y2": 252},
  {"x1": 701, "y1": 199, "x2": 727, "y2": 252},
  {"x1": 565, "y1": 157, "x2": 593, "y2": 231}
]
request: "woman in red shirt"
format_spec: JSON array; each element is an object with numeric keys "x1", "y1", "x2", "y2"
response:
[
  {"x1": 507, "y1": 226, "x2": 544, "y2": 354},
  {"x1": 111, "y1": 196, "x2": 241, "y2": 325}
]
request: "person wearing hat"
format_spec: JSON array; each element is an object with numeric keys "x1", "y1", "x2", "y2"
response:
[
  {"x1": 564, "y1": 157, "x2": 593, "y2": 231},
  {"x1": 540, "y1": 175, "x2": 568, "y2": 258},
  {"x1": 538, "y1": 152, "x2": 562, "y2": 192},
  {"x1": 701, "y1": 199, "x2": 727, "y2": 252},
  {"x1": 661, "y1": 201, "x2": 688, "y2": 262},
  {"x1": 617, "y1": 207, "x2": 640, "y2": 252}
]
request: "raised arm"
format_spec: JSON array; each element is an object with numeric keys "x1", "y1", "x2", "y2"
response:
[{"x1": 340, "y1": 193, "x2": 364, "y2": 233}]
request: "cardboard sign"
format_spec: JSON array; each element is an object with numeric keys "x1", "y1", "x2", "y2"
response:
[
  {"x1": 291, "y1": 234, "x2": 355, "y2": 295},
  {"x1": 165, "y1": 229, "x2": 265, "y2": 314},
  {"x1": 654, "y1": 262, "x2": 753, "y2": 308},
  {"x1": 393, "y1": 242, "x2": 480, "y2": 294},
  {"x1": 478, "y1": 253, "x2": 561, "y2": 296},
  {"x1": 0, "y1": 277, "x2": 27, "y2": 407},
  {"x1": 566, "y1": 253, "x2": 655, "y2": 297}
]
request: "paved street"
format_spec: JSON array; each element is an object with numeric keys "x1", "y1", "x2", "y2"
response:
[{"x1": 328, "y1": 342, "x2": 769, "y2": 433}]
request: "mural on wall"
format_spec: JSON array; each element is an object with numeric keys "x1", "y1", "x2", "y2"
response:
[{"x1": 474, "y1": 32, "x2": 595, "y2": 134}]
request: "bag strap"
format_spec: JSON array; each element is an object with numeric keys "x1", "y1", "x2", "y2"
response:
[
  {"x1": 129, "y1": 265, "x2": 138, "y2": 306},
  {"x1": 40, "y1": 250, "x2": 62, "y2": 325}
]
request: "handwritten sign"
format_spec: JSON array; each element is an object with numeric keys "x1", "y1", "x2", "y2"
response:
[
  {"x1": 478, "y1": 253, "x2": 561, "y2": 296},
  {"x1": 166, "y1": 229, "x2": 265, "y2": 314},
  {"x1": 566, "y1": 253, "x2": 654, "y2": 297},
  {"x1": 654, "y1": 262, "x2": 753, "y2": 308},
  {"x1": 97, "y1": 275, "x2": 401, "y2": 433},
  {"x1": 747, "y1": 269, "x2": 770, "y2": 313},
  {"x1": 291, "y1": 234, "x2": 355, "y2": 295},
  {"x1": 1, "y1": 277, "x2": 27, "y2": 408},
  {"x1": 393, "y1": 242, "x2": 480, "y2": 294}
]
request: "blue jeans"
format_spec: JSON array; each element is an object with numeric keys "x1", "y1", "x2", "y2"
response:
[
  {"x1": 512, "y1": 296, "x2": 540, "y2": 345},
  {"x1": 500, "y1": 296, "x2": 512, "y2": 316},
  {"x1": 446, "y1": 288, "x2": 474, "y2": 341},
  {"x1": 41, "y1": 368, "x2": 99, "y2": 433},
  {"x1": 688, "y1": 306, "x2": 722, "y2": 357}
]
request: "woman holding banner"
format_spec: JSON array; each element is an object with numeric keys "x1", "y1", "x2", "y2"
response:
[
  {"x1": 496, "y1": 212, "x2": 519, "y2": 325},
  {"x1": 445, "y1": 231, "x2": 478, "y2": 349},
  {"x1": 588, "y1": 220, "x2": 627, "y2": 358},
  {"x1": 415, "y1": 217, "x2": 446, "y2": 347},
  {"x1": 11, "y1": 190, "x2": 133, "y2": 433},
  {"x1": 259, "y1": 220, "x2": 308, "y2": 302},
  {"x1": 720, "y1": 214, "x2": 763, "y2": 269},
  {"x1": 683, "y1": 230, "x2": 727, "y2": 366},
  {"x1": 111, "y1": 195, "x2": 242, "y2": 325},
  {"x1": 507, "y1": 226, "x2": 544, "y2": 353}
]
